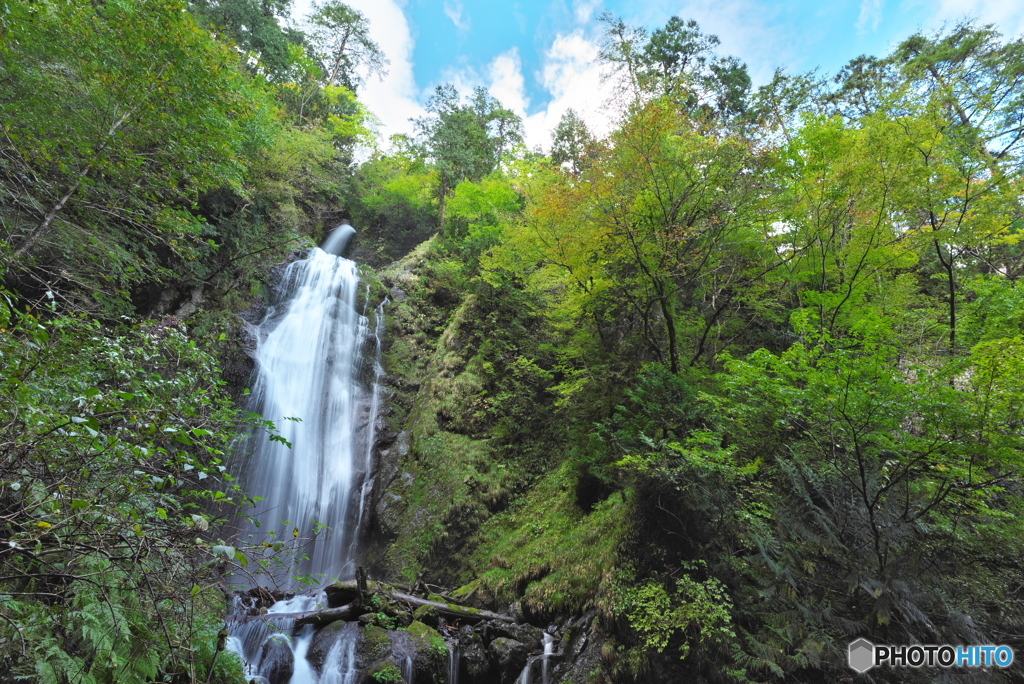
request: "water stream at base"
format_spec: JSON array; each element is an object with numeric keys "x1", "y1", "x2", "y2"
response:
[{"x1": 226, "y1": 225, "x2": 384, "y2": 682}]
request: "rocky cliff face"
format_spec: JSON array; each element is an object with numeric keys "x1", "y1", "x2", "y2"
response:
[{"x1": 354, "y1": 240, "x2": 621, "y2": 683}]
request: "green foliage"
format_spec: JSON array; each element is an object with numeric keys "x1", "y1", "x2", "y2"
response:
[
  {"x1": 188, "y1": 0, "x2": 301, "y2": 79},
  {"x1": 617, "y1": 566, "x2": 734, "y2": 659},
  {"x1": 353, "y1": 153, "x2": 438, "y2": 262},
  {"x1": 0, "y1": 289, "x2": 249, "y2": 681},
  {"x1": 414, "y1": 85, "x2": 524, "y2": 234},
  {"x1": 599, "y1": 14, "x2": 751, "y2": 122},
  {"x1": 369, "y1": 663, "x2": 405, "y2": 684},
  {"x1": 1, "y1": 0, "x2": 253, "y2": 266}
]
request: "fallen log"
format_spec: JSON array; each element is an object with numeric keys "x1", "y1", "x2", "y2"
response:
[
  {"x1": 325, "y1": 578, "x2": 513, "y2": 624},
  {"x1": 385, "y1": 589, "x2": 514, "y2": 624},
  {"x1": 238, "y1": 602, "x2": 360, "y2": 629}
]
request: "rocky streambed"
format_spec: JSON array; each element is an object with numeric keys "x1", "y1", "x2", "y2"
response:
[{"x1": 227, "y1": 577, "x2": 606, "y2": 684}]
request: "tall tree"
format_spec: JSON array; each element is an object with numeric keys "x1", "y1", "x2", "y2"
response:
[
  {"x1": 307, "y1": 0, "x2": 387, "y2": 91},
  {"x1": 414, "y1": 85, "x2": 523, "y2": 234},
  {"x1": 550, "y1": 109, "x2": 595, "y2": 177},
  {"x1": 599, "y1": 14, "x2": 752, "y2": 122}
]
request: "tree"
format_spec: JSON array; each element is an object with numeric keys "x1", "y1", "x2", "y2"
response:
[
  {"x1": 892, "y1": 22, "x2": 1024, "y2": 167},
  {"x1": 599, "y1": 14, "x2": 752, "y2": 122},
  {"x1": 414, "y1": 85, "x2": 523, "y2": 233},
  {"x1": 713, "y1": 324, "x2": 1024, "y2": 677},
  {"x1": 0, "y1": 0, "x2": 254, "y2": 270},
  {"x1": 307, "y1": 0, "x2": 387, "y2": 92},
  {"x1": 550, "y1": 109, "x2": 595, "y2": 177},
  {"x1": 188, "y1": 0, "x2": 303, "y2": 79}
]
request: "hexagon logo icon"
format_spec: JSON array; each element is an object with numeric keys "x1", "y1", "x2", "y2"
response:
[{"x1": 848, "y1": 638, "x2": 875, "y2": 673}]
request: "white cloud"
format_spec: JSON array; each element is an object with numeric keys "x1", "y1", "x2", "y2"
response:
[
  {"x1": 435, "y1": 31, "x2": 615, "y2": 153},
  {"x1": 444, "y1": 0, "x2": 470, "y2": 33},
  {"x1": 857, "y1": 0, "x2": 885, "y2": 34},
  {"x1": 574, "y1": 0, "x2": 603, "y2": 25},
  {"x1": 923, "y1": 0, "x2": 1024, "y2": 38},
  {"x1": 522, "y1": 30, "x2": 618, "y2": 151},
  {"x1": 488, "y1": 48, "x2": 531, "y2": 116}
]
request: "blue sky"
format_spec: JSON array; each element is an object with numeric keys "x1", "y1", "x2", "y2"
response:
[{"x1": 293, "y1": 0, "x2": 1024, "y2": 148}]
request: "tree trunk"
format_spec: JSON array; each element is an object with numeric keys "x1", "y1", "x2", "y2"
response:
[{"x1": 13, "y1": 179, "x2": 83, "y2": 259}]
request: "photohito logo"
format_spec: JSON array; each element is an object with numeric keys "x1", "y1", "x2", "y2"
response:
[{"x1": 848, "y1": 639, "x2": 1015, "y2": 673}]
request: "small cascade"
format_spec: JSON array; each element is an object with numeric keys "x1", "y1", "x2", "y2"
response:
[
  {"x1": 517, "y1": 633, "x2": 555, "y2": 684},
  {"x1": 288, "y1": 624, "x2": 318, "y2": 684},
  {"x1": 541, "y1": 633, "x2": 554, "y2": 684},
  {"x1": 401, "y1": 655, "x2": 414, "y2": 683},
  {"x1": 357, "y1": 292, "x2": 388, "y2": 532},
  {"x1": 226, "y1": 595, "x2": 322, "y2": 682},
  {"x1": 318, "y1": 625, "x2": 359, "y2": 684},
  {"x1": 447, "y1": 642, "x2": 460, "y2": 684}
]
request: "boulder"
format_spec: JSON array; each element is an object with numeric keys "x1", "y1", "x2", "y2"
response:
[
  {"x1": 308, "y1": 620, "x2": 360, "y2": 672},
  {"x1": 257, "y1": 635, "x2": 294, "y2": 684},
  {"x1": 488, "y1": 637, "x2": 527, "y2": 684}
]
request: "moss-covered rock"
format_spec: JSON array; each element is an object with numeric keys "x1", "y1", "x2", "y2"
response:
[
  {"x1": 487, "y1": 637, "x2": 527, "y2": 684},
  {"x1": 411, "y1": 603, "x2": 439, "y2": 626},
  {"x1": 407, "y1": 620, "x2": 447, "y2": 660}
]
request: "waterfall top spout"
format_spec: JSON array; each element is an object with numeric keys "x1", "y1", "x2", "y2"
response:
[{"x1": 322, "y1": 223, "x2": 356, "y2": 256}]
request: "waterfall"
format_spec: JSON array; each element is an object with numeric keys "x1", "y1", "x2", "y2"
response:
[
  {"x1": 226, "y1": 224, "x2": 382, "y2": 682},
  {"x1": 232, "y1": 224, "x2": 383, "y2": 585}
]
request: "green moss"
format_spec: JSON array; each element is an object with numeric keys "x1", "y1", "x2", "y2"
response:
[
  {"x1": 406, "y1": 620, "x2": 448, "y2": 661},
  {"x1": 412, "y1": 604, "x2": 438, "y2": 623},
  {"x1": 474, "y1": 462, "x2": 632, "y2": 616},
  {"x1": 363, "y1": 625, "x2": 391, "y2": 660},
  {"x1": 372, "y1": 241, "x2": 553, "y2": 587},
  {"x1": 445, "y1": 603, "x2": 479, "y2": 615},
  {"x1": 449, "y1": 579, "x2": 481, "y2": 601}
]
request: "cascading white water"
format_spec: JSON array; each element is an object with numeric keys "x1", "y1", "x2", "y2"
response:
[
  {"x1": 318, "y1": 626, "x2": 359, "y2": 684},
  {"x1": 227, "y1": 225, "x2": 384, "y2": 682},
  {"x1": 518, "y1": 633, "x2": 555, "y2": 684},
  {"x1": 541, "y1": 632, "x2": 554, "y2": 684},
  {"x1": 233, "y1": 224, "x2": 383, "y2": 584},
  {"x1": 447, "y1": 643, "x2": 460, "y2": 684}
]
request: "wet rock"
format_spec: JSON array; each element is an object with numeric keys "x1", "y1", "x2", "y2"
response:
[
  {"x1": 324, "y1": 580, "x2": 360, "y2": 608},
  {"x1": 413, "y1": 603, "x2": 440, "y2": 626},
  {"x1": 459, "y1": 637, "x2": 493, "y2": 683},
  {"x1": 490, "y1": 621, "x2": 544, "y2": 648},
  {"x1": 308, "y1": 621, "x2": 360, "y2": 672},
  {"x1": 258, "y1": 634, "x2": 294, "y2": 684},
  {"x1": 488, "y1": 637, "x2": 527, "y2": 683}
]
